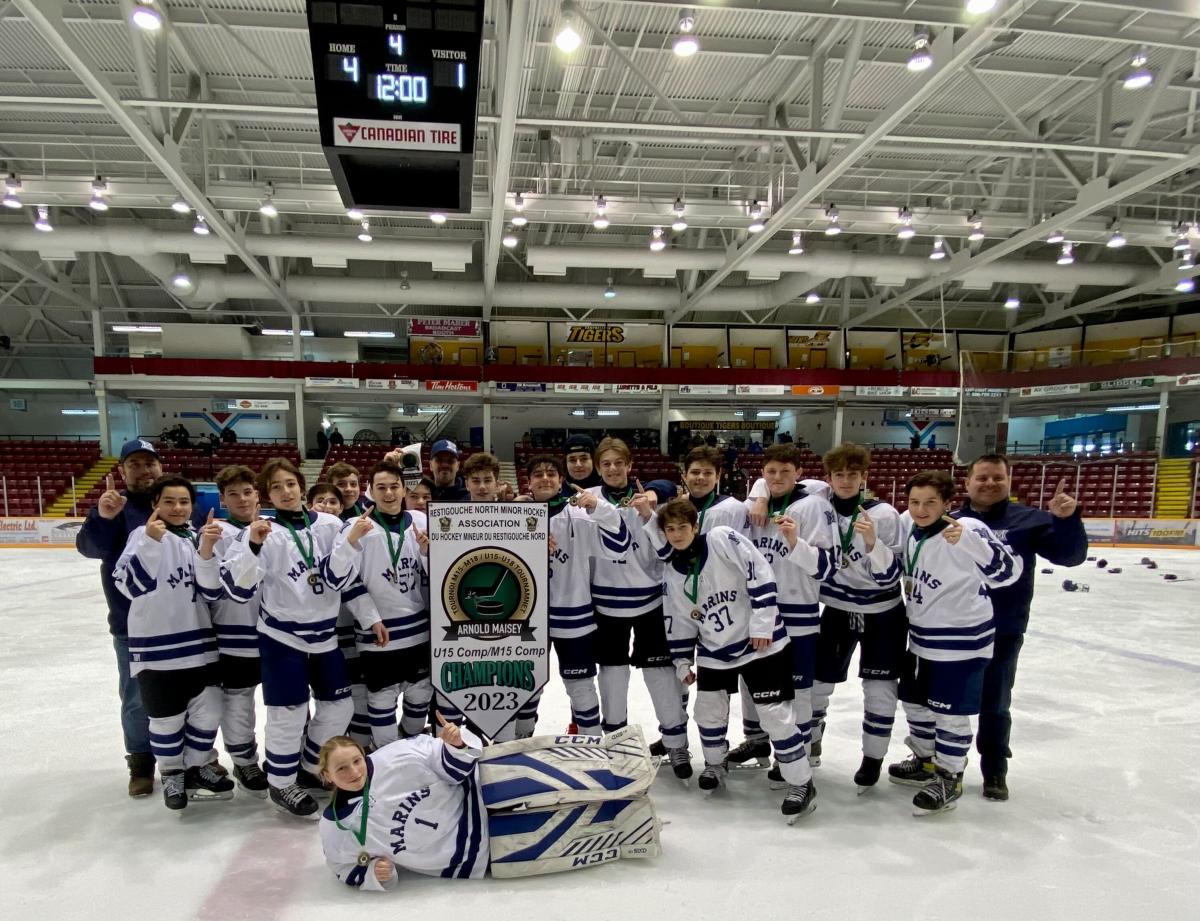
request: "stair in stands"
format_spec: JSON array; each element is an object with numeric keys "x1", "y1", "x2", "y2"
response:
[
  {"x1": 1153, "y1": 457, "x2": 1193, "y2": 518},
  {"x1": 299, "y1": 459, "x2": 327, "y2": 485},
  {"x1": 44, "y1": 456, "x2": 118, "y2": 517}
]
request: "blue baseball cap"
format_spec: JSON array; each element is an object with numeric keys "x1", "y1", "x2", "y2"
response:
[
  {"x1": 431, "y1": 439, "x2": 459, "y2": 458},
  {"x1": 119, "y1": 438, "x2": 159, "y2": 462}
]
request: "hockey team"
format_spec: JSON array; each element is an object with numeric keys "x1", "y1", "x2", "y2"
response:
[{"x1": 79, "y1": 433, "x2": 1085, "y2": 884}]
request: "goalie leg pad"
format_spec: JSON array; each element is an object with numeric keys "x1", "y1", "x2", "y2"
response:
[
  {"x1": 479, "y1": 725, "x2": 655, "y2": 811},
  {"x1": 488, "y1": 795, "x2": 660, "y2": 879}
]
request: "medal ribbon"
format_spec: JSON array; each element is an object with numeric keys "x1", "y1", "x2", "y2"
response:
[
  {"x1": 767, "y1": 492, "x2": 791, "y2": 518},
  {"x1": 606, "y1": 485, "x2": 634, "y2": 506},
  {"x1": 166, "y1": 524, "x2": 198, "y2": 547},
  {"x1": 547, "y1": 496, "x2": 568, "y2": 512},
  {"x1": 903, "y1": 526, "x2": 929, "y2": 577},
  {"x1": 836, "y1": 501, "x2": 861, "y2": 557},
  {"x1": 695, "y1": 491, "x2": 717, "y2": 531},
  {"x1": 372, "y1": 510, "x2": 407, "y2": 575},
  {"x1": 683, "y1": 555, "x2": 701, "y2": 605},
  {"x1": 280, "y1": 511, "x2": 317, "y2": 574},
  {"x1": 334, "y1": 780, "x2": 371, "y2": 847}
]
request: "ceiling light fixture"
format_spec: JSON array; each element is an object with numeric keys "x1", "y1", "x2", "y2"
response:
[
  {"x1": 171, "y1": 196, "x2": 190, "y2": 214},
  {"x1": 930, "y1": 236, "x2": 947, "y2": 260},
  {"x1": 1173, "y1": 224, "x2": 1192, "y2": 251},
  {"x1": 907, "y1": 27, "x2": 933, "y2": 72},
  {"x1": 603, "y1": 275, "x2": 616, "y2": 299},
  {"x1": 192, "y1": 215, "x2": 209, "y2": 235},
  {"x1": 112, "y1": 324, "x2": 162, "y2": 333},
  {"x1": 3, "y1": 174, "x2": 21, "y2": 209},
  {"x1": 510, "y1": 213, "x2": 528, "y2": 227},
  {"x1": 357, "y1": 220, "x2": 373, "y2": 243},
  {"x1": 261, "y1": 328, "x2": 315, "y2": 337},
  {"x1": 259, "y1": 184, "x2": 278, "y2": 218},
  {"x1": 1179, "y1": 250, "x2": 1195, "y2": 270},
  {"x1": 1123, "y1": 48, "x2": 1153, "y2": 90},
  {"x1": 649, "y1": 226, "x2": 667, "y2": 251},
  {"x1": 965, "y1": 0, "x2": 998, "y2": 14},
  {"x1": 748, "y1": 199, "x2": 764, "y2": 220},
  {"x1": 593, "y1": 194, "x2": 609, "y2": 229},
  {"x1": 788, "y1": 231, "x2": 805, "y2": 255},
  {"x1": 673, "y1": 9, "x2": 699, "y2": 58},
  {"x1": 89, "y1": 177, "x2": 109, "y2": 212},
  {"x1": 511, "y1": 192, "x2": 528, "y2": 226},
  {"x1": 399, "y1": 270, "x2": 411, "y2": 291},
  {"x1": 805, "y1": 291, "x2": 821, "y2": 305},
  {"x1": 1175, "y1": 277, "x2": 1195, "y2": 294},
  {"x1": 170, "y1": 262, "x2": 194, "y2": 292},
  {"x1": 1004, "y1": 292, "x2": 1020, "y2": 309},
  {"x1": 1057, "y1": 241, "x2": 1075, "y2": 265},
  {"x1": 33, "y1": 205, "x2": 52, "y2": 232},
  {"x1": 429, "y1": 212, "x2": 447, "y2": 225},
  {"x1": 1046, "y1": 229, "x2": 1065, "y2": 245},
  {"x1": 896, "y1": 207, "x2": 915, "y2": 239},
  {"x1": 554, "y1": 6, "x2": 583, "y2": 53},
  {"x1": 343, "y1": 331, "x2": 397, "y2": 339},
  {"x1": 1106, "y1": 223, "x2": 1127, "y2": 248},
  {"x1": 671, "y1": 196, "x2": 687, "y2": 231},
  {"x1": 824, "y1": 204, "x2": 841, "y2": 235},
  {"x1": 966, "y1": 210, "x2": 984, "y2": 242},
  {"x1": 131, "y1": 2, "x2": 163, "y2": 31},
  {"x1": 346, "y1": 207, "x2": 364, "y2": 221},
  {"x1": 502, "y1": 224, "x2": 519, "y2": 248}
]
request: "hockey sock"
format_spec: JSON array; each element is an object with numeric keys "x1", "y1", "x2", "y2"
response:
[
  {"x1": 599, "y1": 665, "x2": 631, "y2": 732},
  {"x1": 934, "y1": 715, "x2": 973, "y2": 774},
  {"x1": 737, "y1": 679, "x2": 767, "y2": 742},
  {"x1": 400, "y1": 679, "x2": 434, "y2": 737},
  {"x1": 265, "y1": 703, "x2": 307, "y2": 789},
  {"x1": 901, "y1": 702, "x2": 937, "y2": 758},
  {"x1": 861, "y1": 678, "x2": 899, "y2": 759},
  {"x1": 757, "y1": 699, "x2": 812, "y2": 786},
  {"x1": 302, "y1": 695, "x2": 354, "y2": 773},
  {"x1": 367, "y1": 684, "x2": 401, "y2": 748},
  {"x1": 348, "y1": 682, "x2": 371, "y2": 746},
  {"x1": 694, "y1": 689, "x2": 731, "y2": 765},
  {"x1": 811, "y1": 682, "x2": 835, "y2": 742},
  {"x1": 564, "y1": 678, "x2": 602, "y2": 734},
  {"x1": 221, "y1": 686, "x2": 259, "y2": 766},
  {"x1": 149, "y1": 711, "x2": 187, "y2": 774},
  {"x1": 642, "y1": 666, "x2": 688, "y2": 750},
  {"x1": 182, "y1": 686, "x2": 222, "y2": 769}
]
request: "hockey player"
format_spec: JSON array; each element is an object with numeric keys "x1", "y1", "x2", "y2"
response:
[
  {"x1": 207, "y1": 458, "x2": 385, "y2": 819},
  {"x1": 332, "y1": 460, "x2": 434, "y2": 750},
  {"x1": 526, "y1": 454, "x2": 631, "y2": 746},
  {"x1": 114, "y1": 475, "x2": 234, "y2": 810},
  {"x1": 461, "y1": 452, "x2": 510, "y2": 503},
  {"x1": 406, "y1": 478, "x2": 434, "y2": 515},
  {"x1": 328, "y1": 462, "x2": 374, "y2": 518},
  {"x1": 872, "y1": 471, "x2": 1021, "y2": 815},
  {"x1": 318, "y1": 715, "x2": 661, "y2": 887},
  {"x1": 308, "y1": 483, "x2": 344, "y2": 517},
  {"x1": 199, "y1": 465, "x2": 269, "y2": 796},
  {"x1": 806, "y1": 444, "x2": 906, "y2": 789},
  {"x1": 678, "y1": 446, "x2": 750, "y2": 534},
  {"x1": 729, "y1": 445, "x2": 830, "y2": 794},
  {"x1": 955, "y1": 455, "x2": 1086, "y2": 800},
  {"x1": 655, "y1": 499, "x2": 815, "y2": 820},
  {"x1": 584, "y1": 438, "x2": 691, "y2": 776},
  {"x1": 563, "y1": 433, "x2": 603, "y2": 493}
]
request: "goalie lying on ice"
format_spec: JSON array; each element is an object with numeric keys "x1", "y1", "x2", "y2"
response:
[{"x1": 318, "y1": 715, "x2": 661, "y2": 889}]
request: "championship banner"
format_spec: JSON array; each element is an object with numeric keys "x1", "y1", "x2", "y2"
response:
[{"x1": 428, "y1": 502, "x2": 549, "y2": 738}]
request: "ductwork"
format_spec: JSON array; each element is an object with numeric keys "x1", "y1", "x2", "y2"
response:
[
  {"x1": 526, "y1": 245, "x2": 1160, "y2": 288},
  {"x1": 0, "y1": 226, "x2": 474, "y2": 273}
]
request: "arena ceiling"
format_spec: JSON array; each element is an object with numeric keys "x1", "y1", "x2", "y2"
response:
[{"x1": 2, "y1": 0, "x2": 1200, "y2": 377}]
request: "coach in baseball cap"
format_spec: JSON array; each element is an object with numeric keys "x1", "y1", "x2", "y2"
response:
[{"x1": 428, "y1": 439, "x2": 470, "y2": 501}]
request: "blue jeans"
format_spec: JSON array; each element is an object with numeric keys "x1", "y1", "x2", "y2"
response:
[{"x1": 112, "y1": 634, "x2": 152, "y2": 757}]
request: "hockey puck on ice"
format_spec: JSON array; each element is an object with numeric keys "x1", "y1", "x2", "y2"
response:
[
  {"x1": 1087, "y1": 556, "x2": 1096, "y2": 562},
  {"x1": 1041, "y1": 568, "x2": 1054, "y2": 575},
  {"x1": 1062, "y1": 579, "x2": 1087, "y2": 592},
  {"x1": 1107, "y1": 568, "x2": 1122, "y2": 574},
  {"x1": 1164, "y1": 574, "x2": 1179, "y2": 581},
  {"x1": 1140, "y1": 557, "x2": 1153, "y2": 566},
  {"x1": 1146, "y1": 561, "x2": 1158, "y2": 570},
  {"x1": 1096, "y1": 559, "x2": 1108, "y2": 568}
]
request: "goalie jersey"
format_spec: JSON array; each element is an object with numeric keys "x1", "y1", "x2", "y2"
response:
[
  {"x1": 114, "y1": 526, "x2": 221, "y2": 675},
  {"x1": 745, "y1": 481, "x2": 832, "y2": 639},
  {"x1": 331, "y1": 510, "x2": 427, "y2": 653},
  {"x1": 660, "y1": 525, "x2": 788, "y2": 672},
  {"x1": 585, "y1": 484, "x2": 666, "y2": 620},
  {"x1": 216, "y1": 509, "x2": 359, "y2": 654},
  {"x1": 867, "y1": 514, "x2": 1021, "y2": 662},
  {"x1": 549, "y1": 499, "x2": 630, "y2": 639},
  {"x1": 320, "y1": 730, "x2": 489, "y2": 888}
]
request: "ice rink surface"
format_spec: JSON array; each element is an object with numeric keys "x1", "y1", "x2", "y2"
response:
[{"x1": 2, "y1": 546, "x2": 1197, "y2": 921}]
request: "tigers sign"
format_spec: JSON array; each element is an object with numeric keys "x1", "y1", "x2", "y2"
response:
[{"x1": 566, "y1": 324, "x2": 625, "y2": 343}]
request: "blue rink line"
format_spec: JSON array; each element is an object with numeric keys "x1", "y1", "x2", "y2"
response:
[{"x1": 1026, "y1": 629, "x2": 1200, "y2": 674}]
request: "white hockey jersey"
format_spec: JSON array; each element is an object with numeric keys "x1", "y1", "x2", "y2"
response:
[
  {"x1": 201, "y1": 518, "x2": 260, "y2": 658},
  {"x1": 333, "y1": 510, "x2": 429, "y2": 653},
  {"x1": 217, "y1": 510, "x2": 361, "y2": 654},
  {"x1": 813, "y1": 497, "x2": 904, "y2": 614},
  {"x1": 867, "y1": 514, "x2": 1021, "y2": 662},
  {"x1": 745, "y1": 483, "x2": 832, "y2": 639},
  {"x1": 114, "y1": 526, "x2": 220, "y2": 675},
  {"x1": 319, "y1": 729, "x2": 489, "y2": 888},
  {"x1": 585, "y1": 484, "x2": 665, "y2": 620},
  {"x1": 659, "y1": 525, "x2": 788, "y2": 673},
  {"x1": 549, "y1": 499, "x2": 630, "y2": 639},
  {"x1": 645, "y1": 492, "x2": 750, "y2": 565}
]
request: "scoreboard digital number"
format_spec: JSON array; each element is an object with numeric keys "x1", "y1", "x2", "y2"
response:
[{"x1": 306, "y1": 0, "x2": 484, "y2": 213}]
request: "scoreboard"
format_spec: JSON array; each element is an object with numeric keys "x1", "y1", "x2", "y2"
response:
[{"x1": 305, "y1": 0, "x2": 484, "y2": 213}]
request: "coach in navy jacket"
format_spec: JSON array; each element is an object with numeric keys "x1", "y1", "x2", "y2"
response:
[{"x1": 954, "y1": 453, "x2": 1088, "y2": 800}]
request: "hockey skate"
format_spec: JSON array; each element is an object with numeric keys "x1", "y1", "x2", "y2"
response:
[
  {"x1": 888, "y1": 752, "x2": 936, "y2": 787},
  {"x1": 781, "y1": 780, "x2": 817, "y2": 824},
  {"x1": 648, "y1": 737, "x2": 667, "y2": 758},
  {"x1": 726, "y1": 736, "x2": 772, "y2": 769},
  {"x1": 162, "y1": 770, "x2": 187, "y2": 811},
  {"x1": 233, "y1": 762, "x2": 270, "y2": 798},
  {"x1": 697, "y1": 762, "x2": 728, "y2": 795},
  {"x1": 269, "y1": 782, "x2": 320, "y2": 820},
  {"x1": 667, "y1": 747, "x2": 693, "y2": 781},
  {"x1": 766, "y1": 761, "x2": 787, "y2": 790},
  {"x1": 912, "y1": 767, "x2": 963, "y2": 816},
  {"x1": 185, "y1": 764, "x2": 235, "y2": 801},
  {"x1": 296, "y1": 766, "x2": 329, "y2": 796},
  {"x1": 854, "y1": 755, "x2": 883, "y2": 795}
]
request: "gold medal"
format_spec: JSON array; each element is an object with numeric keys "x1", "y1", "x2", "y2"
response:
[
  {"x1": 357, "y1": 851, "x2": 370, "y2": 867},
  {"x1": 619, "y1": 497, "x2": 632, "y2": 507},
  {"x1": 308, "y1": 572, "x2": 322, "y2": 586},
  {"x1": 568, "y1": 494, "x2": 580, "y2": 506},
  {"x1": 902, "y1": 577, "x2": 914, "y2": 598},
  {"x1": 839, "y1": 555, "x2": 851, "y2": 570},
  {"x1": 690, "y1": 608, "x2": 702, "y2": 620}
]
